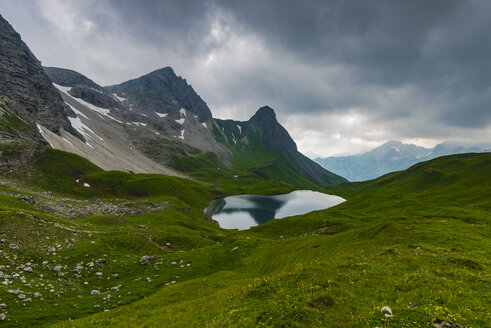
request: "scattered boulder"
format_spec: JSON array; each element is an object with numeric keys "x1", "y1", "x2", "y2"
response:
[
  {"x1": 17, "y1": 195, "x2": 37, "y2": 205},
  {"x1": 0, "y1": 304, "x2": 6, "y2": 309},
  {"x1": 137, "y1": 225, "x2": 147, "y2": 229},
  {"x1": 140, "y1": 255, "x2": 158, "y2": 265},
  {"x1": 95, "y1": 272, "x2": 103, "y2": 277},
  {"x1": 231, "y1": 247, "x2": 240, "y2": 252},
  {"x1": 0, "y1": 313, "x2": 5, "y2": 321},
  {"x1": 432, "y1": 318, "x2": 463, "y2": 328},
  {"x1": 96, "y1": 258, "x2": 106, "y2": 266},
  {"x1": 90, "y1": 290, "x2": 100, "y2": 295},
  {"x1": 53, "y1": 266, "x2": 63, "y2": 272},
  {"x1": 380, "y1": 306, "x2": 393, "y2": 317}
]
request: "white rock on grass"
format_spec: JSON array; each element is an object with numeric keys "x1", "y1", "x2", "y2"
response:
[
  {"x1": 0, "y1": 313, "x2": 5, "y2": 321},
  {"x1": 380, "y1": 306, "x2": 393, "y2": 317},
  {"x1": 90, "y1": 290, "x2": 100, "y2": 295}
]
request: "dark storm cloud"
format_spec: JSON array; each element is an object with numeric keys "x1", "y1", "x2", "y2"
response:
[
  {"x1": 215, "y1": 0, "x2": 491, "y2": 127},
  {"x1": 0, "y1": 0, "x2": 490, "y2": 155},
  {"x1": 89, "y1": 0, "x2": 215, "y2": 54}
]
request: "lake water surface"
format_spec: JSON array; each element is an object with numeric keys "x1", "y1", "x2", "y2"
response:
[{"x1": 205, "y1": 190, "x2": 345, "y2": 230}]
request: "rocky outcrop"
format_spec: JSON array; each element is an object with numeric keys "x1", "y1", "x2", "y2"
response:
[{"x1": 0, "y1": 140, "x2": 43, "y2": 173}]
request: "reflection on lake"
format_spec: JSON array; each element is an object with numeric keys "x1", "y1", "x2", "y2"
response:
[{"x1": 205, "y1": 190, "x2": 345, "y2": 230}]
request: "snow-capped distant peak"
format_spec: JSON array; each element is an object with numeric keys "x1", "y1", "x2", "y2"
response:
[
  {"x1": 155, "y1": 112, "x2": 168, "y2": 118},
  {"x1": 175, "y1": 118, "x2": 185, "y2": 124},
  {"x1": 179, "y1": 108, "x2": 186, "y2": 117},
  {"x1": 201, "y1": 122, "x2": 208, "y2": 128},
  {"x1": 237, "y1": 124, "x2": 242, "y2": 133}
]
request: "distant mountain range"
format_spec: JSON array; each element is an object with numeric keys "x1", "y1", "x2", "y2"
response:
[
  {"x1": 315, "y1": 140, "x2": 491, "y2": 182},
  {"x1": 0, "y1": 14, "x2": 344, "y2": 187}
]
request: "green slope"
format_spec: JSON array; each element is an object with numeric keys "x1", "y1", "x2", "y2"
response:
[
  {"x1": 172, "y1": 116, "x2": 346, "y2": 190},
  {"x1": 23, "y1": 152, "x2": 486, "y2": 328}
]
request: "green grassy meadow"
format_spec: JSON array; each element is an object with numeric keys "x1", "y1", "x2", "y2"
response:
[{"x1": 0, "y1": 150, "x2": 489, "y2": 327}]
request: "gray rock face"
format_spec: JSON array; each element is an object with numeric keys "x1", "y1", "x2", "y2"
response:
[{"x1": 0, "y1": 15, "x2": 77, "y2": 138}]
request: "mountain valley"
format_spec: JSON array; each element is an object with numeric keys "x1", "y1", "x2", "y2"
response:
[{"x1": 0, "y1": 12, "x2": 489, "y2": 328}]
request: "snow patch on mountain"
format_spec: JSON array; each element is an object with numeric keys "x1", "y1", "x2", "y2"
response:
[
  {"x1": 68, "y1": 116, "x2": 103, "y2": 142},
  {"x1": 112, "y1": 93, "x2": 126, "y2": 102},
  {"x1": 155, "y1": 112, "x2": 168, "y2": 118},
  {"x1": 54, "y1": 83, "x2": 123, "y2": 123},
  {"x1": 131, "y1": 122, "x2": 147, "y2": 127},
  {"x1": 36, "y1": 123, "x2": 54, "y2": 147},
  {"x1": 65, "y1": 102, "x2": 89, "y2": 119},
  {"x1": 52, "y1": 83, "x2": 72, "y2": 93}
]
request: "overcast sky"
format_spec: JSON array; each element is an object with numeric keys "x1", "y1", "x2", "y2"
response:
[{"x1": 1, "y1": 0, "x2": 490, "y2": 157}]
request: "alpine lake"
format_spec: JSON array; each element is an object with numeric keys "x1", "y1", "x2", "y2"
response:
[{"x1": 205, "y1": 190, "x2": 345, "y2": 230}]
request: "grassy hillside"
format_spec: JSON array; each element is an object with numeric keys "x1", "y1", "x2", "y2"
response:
[{"x1": 0, "y1": 151, "x2": 489, "y2": 327}]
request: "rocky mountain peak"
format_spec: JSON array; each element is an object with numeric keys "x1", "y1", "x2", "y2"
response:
[
  {"x1": 248, "y1": 106, "x2": 296, "y2": 153},
  {"x1": 106, "y1": 66, "x2": 213, "y2": 121},
  {"x1": 254, "y1": 106, "x2": 276, "y2": 119},
  {"x1": 0, "y1": 14, "x2": 77, "y2": 139}
]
